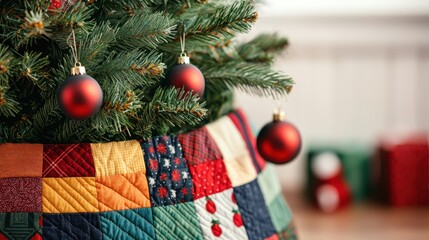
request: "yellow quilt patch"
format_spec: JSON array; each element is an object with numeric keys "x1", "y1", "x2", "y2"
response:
[
  {"x1": 91, "y1": 140, "x2": 146, "y2": 176},
  {"x1": 42, "y1": 177, "x2": 98, "y2": 213}
]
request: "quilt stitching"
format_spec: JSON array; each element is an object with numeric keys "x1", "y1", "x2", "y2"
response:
[
  {"x1": 43, "y1": 213, "x2": 102, "y2": 240},
  {"x1": 194, "y1": 189, "x2": 248, "y2": 240},
  {"x1": 43, "y1": 144, "x2": 95, "y2": 178},
  {"x1": 100, "y1": 215, "x2": 135, "y2": 240},
  {"x1": 152, "y1": 203, "x2": 203, "y2": 240},
  {"x1": 96, "y1": 183, "x2": 143, "y2": 208},
  {"x1": 178, "y1": 127, "x2": 223, "y2": 165},
  {"x1": 233, "y1": 180, "x2": 277, "y2": 240},
  {"x1": 44, "y1": 217, "x2": 79, "y2": 240},
  {"x1": 116, "y1": 210, "x2": 150, "y2": 236},
  {"x1": 91, "y1": 140, "x2": 146, "y2": 177},
  {"x1": 42, "y1": 178, "x2": 98, "y2": 213},
  {"x1": 206, "y1": 117, "x2": 258, "y2": 187},
  {"x1": 95, "y1": 172, "x2": 150, "y2": 211},
  {"x1": 43, "y1": 145, "x2": 77, "y2": 177},
  {"x1": 0, "y1": 111, "x2": 296, "y2": 239},
  {"x1": 0, "y1": 213, "x2": 42, "y2": 240},
  {"x1": 101, "y1": 209, "x2": 155, "y2": 240}
]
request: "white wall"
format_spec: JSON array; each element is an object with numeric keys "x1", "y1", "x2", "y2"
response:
[{"x1": 235, "y1": 5, "x2": 429, "y2": 189}]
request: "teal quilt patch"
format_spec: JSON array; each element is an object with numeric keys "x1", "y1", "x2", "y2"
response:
[{"x1": 100, "y1": 208, "x2": 155, "y2": 240}]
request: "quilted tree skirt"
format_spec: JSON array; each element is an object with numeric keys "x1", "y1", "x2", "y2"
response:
[{"x1": 0, "y1": 109, "x2": 297, "y2": 240}]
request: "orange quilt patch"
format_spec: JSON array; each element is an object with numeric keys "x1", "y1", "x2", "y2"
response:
[{"x1": 96, "y1": 172, "x2": 151, "y2": 211}]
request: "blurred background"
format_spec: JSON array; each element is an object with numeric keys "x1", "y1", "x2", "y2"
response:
[{"x1": 235, "y1": 0, "x2": 429, "y2": 239}]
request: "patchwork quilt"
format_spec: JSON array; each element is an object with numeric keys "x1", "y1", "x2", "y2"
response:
[{"x1": 0, "y1": 109, "x2": 297, "y2": 240}]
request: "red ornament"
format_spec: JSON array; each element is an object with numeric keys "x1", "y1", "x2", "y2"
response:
[
  {"x1": 58, "y1": 65, "x2": 103, "y2": 120},
  {"x1": 164, "y1": 55, "x2": 205, "y2": 98},
  {"x1": 257, "y1": 111, "x2": 301, "y2": 164},
  {"x1": 49, "y1": 0, "x2": 62, "y2": 10}
]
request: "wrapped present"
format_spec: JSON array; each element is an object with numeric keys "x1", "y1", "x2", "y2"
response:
[
  {"x1": 306, "y1": 144, "x2": 371, "y2": 202},
  {"x1": 311, "y1": 152, "x2": 351, "y2": 212},
  {"x1": 0, "y1": 110, "x2": 296, "y2": 240},
  {"x1": 373, "y1": 134, "x2": 429, "y2": 206}
]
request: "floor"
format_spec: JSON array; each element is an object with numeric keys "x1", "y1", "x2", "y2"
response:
[{"x1": 284, "y1": 190, "x2": 429, "y2": 240}]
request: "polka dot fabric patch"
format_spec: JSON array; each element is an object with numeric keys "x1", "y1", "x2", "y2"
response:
[{"x1": 187, "y1": 159, "x2": 232, "y2": 199}]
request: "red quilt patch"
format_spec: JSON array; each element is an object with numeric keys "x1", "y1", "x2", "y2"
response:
[
  {"x1": 0, "y1": 178, "x2": 42, "y2": 212},
  {"x1": 178, "y1": 127, "x2": 223, "y2": 166},
  {"x1": 188, "y1": 159, "x2": 232, "y2": 199},
  {"x1": 43, "y1": 144, "x2": 95, "y2": 177}
]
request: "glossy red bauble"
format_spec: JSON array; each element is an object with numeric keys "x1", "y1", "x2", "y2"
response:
[
  {"x1": 48, "y1": 0, "x2": 62, "y2": 10},
  {"x1": 164, "y1": 64, "x2": 205, "y2": 98},
  {"x1": 58, "y1": 74, "x2": 103, "y2": 120},
  {"x1": 257, "y1": 120, "x2": 301, "y2": 164}
]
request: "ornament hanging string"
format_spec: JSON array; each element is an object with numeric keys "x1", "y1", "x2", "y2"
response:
[
  {"x1": 179, "y1": 28, "x2": 186, "y2": 57},
  {"x1": 67, "y1": 29, "x2": 81, "y2": 67}
]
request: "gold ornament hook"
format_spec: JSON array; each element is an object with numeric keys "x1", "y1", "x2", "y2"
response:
[{"x1": 273, "y1": 108, "x2": 285, "y2": 122}]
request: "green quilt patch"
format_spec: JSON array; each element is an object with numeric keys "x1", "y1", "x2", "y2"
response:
[
  {"x1": 267, "y1": 194, "x2": 293, "y2": 232},
  {"x1": 257, "y1": 164, "x2": 282, "y2": 205},
  {"x1": 0, "y1": 213, "x2": 42, "y2": 239},
  {"x1": 152, "y1": 202, "x2": 204, "y2": 240}
]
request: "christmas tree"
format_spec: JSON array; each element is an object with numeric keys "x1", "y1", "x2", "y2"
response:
[{"x1": 0, "y1": 0, "x2": 292, "y2": 143}]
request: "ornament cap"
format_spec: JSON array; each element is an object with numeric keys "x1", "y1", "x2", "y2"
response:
[
  {"x1": 71, "y1": 63, "x2": 86, "y2": 75},
  {"x1": 177, "y1": 53, "x2": 190, "y2": 64},
  {"x1": 273, "y1": 109, "x2": 285, "y2": 122}
]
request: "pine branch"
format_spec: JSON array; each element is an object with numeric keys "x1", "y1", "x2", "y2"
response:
[
  {"x1": 0, "y1": 115, "x2": 33, "y2": 143},
  {"x1": 0, "y1": 44, "x2": 20, "y2": 117},
  {"x1": 237, "y1": 33, "x2": 289, "y2": 64},
  {"x1": 48, "y1": 1, "x2": 95, "y2": 36},
  {"x1": 92, "y1": 0, "x2": 153, "y2": 18},
  {"x1": 114, "y1": 12, "x2": 176, "y2": 51},
  {"x1": 203, "y1": 62, "x2": 293, "y2": 97},
  {"x1": 18, "y1": 51, "x2": 50, "y2": 90},
  {"x1": 139, "y1": 87, "x2": 207, "y2": 135},
  {"x1": 76, "y1": 22, "x2": 118, "y2": 69},
  {"x1": 0, "y1": 87, "x2": 21, "y2": 117},
  {"x1": 94, "y1": 49, "x2": 164, "y2": 88},
  {"x1": 0, "y1": 44, "x2": 14, "y2": 84},
  {"x1": 31, "y1": 94, "x2": 61, "y2": 134},
  {"x1": 181, "y1": 0, "x2": 257, "y2": 49},
  {"x1": 52, "y1": 118, "x2": 93, "y2": 143}
]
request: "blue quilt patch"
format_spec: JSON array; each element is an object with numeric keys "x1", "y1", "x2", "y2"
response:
[
  {"x1": 233, "y1": 180, "x2": 277, "y2": 240},
  {"x1": 141, "y1": 136, "x2": 194, "y2": 206},
  {"x1": 43, "y1": 213, "x2": 102, "y2": 240}
]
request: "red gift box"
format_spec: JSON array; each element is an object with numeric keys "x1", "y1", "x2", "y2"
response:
[{"x1": 373, "y1": 134, "x2": 429, "y2": 206}]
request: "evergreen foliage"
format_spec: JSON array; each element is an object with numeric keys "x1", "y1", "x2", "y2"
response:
[{"x1": 0, "y1": 0, "x2": 292, "y2": 143}]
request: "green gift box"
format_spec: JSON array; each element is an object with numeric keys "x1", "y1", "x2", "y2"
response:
[{"x1": 305, "y1": 143, "x2": 372, "y2": 202}]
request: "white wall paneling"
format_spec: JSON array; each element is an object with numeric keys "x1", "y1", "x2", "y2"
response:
[{"x1": 235, "y1": 16, "x2": 429, "y2": 189}]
